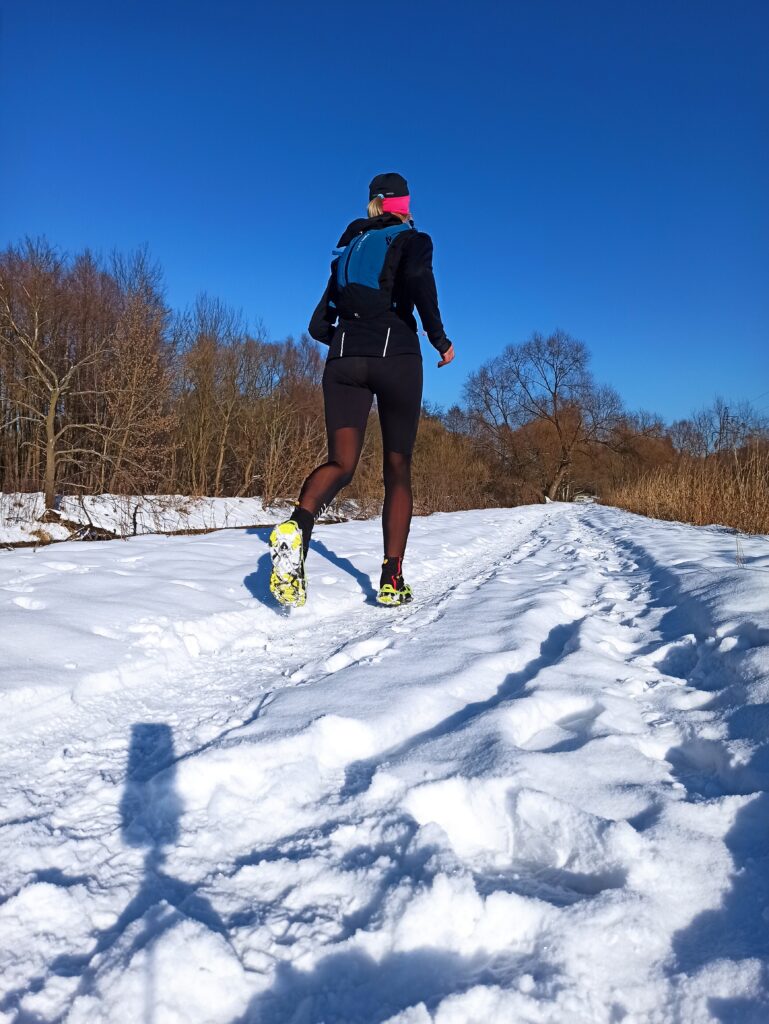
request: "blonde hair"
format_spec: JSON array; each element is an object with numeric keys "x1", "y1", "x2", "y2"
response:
[{"x1": 367, "y1": 196, "x2": 409, "y2": 221}]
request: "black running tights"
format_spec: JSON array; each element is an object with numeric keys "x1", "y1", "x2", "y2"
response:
[{"x1": 297, "y1": 355, "x2": 423, "y2": 558}]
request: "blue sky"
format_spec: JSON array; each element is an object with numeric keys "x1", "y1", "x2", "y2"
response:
[{"x1": 2, "y1": 0, "x2": 767, "y2": 421}]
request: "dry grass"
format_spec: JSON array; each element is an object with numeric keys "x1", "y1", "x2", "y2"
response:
[{"x1": 606, "y1": 444, "x2": 769, "y2": 536}]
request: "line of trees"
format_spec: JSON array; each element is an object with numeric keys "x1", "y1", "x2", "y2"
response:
[
  {"x1": 459, "y1": 332, "x2": 768, "y2": 530},
  {"x1": 0, "y1": 241, "x2": 329, "y2": 511},
  {"x1": 2, "y1": 239, "x2": 766, "y2": 527}
]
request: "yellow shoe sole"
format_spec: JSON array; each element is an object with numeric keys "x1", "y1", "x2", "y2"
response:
[
  {"x1": 376, "y1": 583, "x2": 413, "y2": 606},
  {"x1": 269, "y1": 521, "x2": 306, "y2": 608}
]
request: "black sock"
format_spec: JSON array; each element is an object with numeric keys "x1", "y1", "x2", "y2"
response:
[
  {"x1": 380, "y1": 556, "x2": 403, "y2": 588},
  {"x1": 291, "y1": 505, "x2": 314, "y2": 557}
]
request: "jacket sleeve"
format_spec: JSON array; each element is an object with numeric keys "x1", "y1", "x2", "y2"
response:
[
  {"x1": 401, "y1": 232, "x2": 452, "y2": 355},
  {"x1": 308, "y1": 277, "x2": 337, "y2": 346}
]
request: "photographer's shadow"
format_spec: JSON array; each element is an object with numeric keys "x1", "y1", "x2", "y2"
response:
[
  {"x1": 72, "y1": 724, "x2": 228, "y2": 1020},
  {"x1": 116, "y1": 723, "x2": 228, "y2": 942},
  {"x1": 0, "y1": 723, "x2": 230, "y2": 1023}
]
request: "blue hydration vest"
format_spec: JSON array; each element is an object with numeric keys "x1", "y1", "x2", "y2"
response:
[{"x1": 332, "y1": 222, "x2": 413, "y2": 320}]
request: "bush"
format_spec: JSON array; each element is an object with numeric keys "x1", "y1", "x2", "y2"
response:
[{"x1": 605, "y1": 443, "x2": 769, "y2": 535}]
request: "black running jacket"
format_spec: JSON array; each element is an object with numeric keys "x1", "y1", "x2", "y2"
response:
[{"x1": 308, "y1": 213, "x2": 452, "y2": 359}]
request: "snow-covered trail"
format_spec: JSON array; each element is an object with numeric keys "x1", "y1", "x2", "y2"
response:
[{"x1": 1, "y1": 505, "x2": 768, "y2": 1023}]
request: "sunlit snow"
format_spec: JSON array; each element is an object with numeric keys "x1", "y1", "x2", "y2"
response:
[{"x1": 1, "y1": 504, "x2": 768, "y2": 1023}]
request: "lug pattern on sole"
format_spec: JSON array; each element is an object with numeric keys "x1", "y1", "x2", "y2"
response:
[
  {"x1": 376, "y1": 583, "x2": 413, "y2": 607},
  {"x1": 269, "y1": 521, "x2": 306, "y2": 608}
]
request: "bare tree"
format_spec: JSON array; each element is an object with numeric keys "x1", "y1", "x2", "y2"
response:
[
  {"x1": 465, "y1": 330, "x2": 622, "y2": 499},
  {"x1": 0, "y1": 242, "x2": 116, "y2": 511},
  {"x1": 101, "y1": 252, "x2": 174, "y2": 492},
  {"x1": 672, "y1": 397, "x2": 768, "y2": 458}
]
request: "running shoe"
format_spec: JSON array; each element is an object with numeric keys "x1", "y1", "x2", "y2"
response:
[
  {"x1": 269, "y1": 520, "x2": 306, "y2": 607},
  {"x1": 376, "y1": 556, "x2": 413, "y2": 606}
]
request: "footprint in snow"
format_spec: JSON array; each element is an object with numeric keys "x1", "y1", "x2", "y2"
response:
[
  {"x1": 323, "y1": 637, "x2": 392, "y2": 674},
  {"x1": 503, "y1": 693, "x2": 604, "y2": 751},
  {"x1": 92, "y1": 625, "x2": 123, "y2": 640},
  {"x1": 12, "y1": 595, "x2": 46, "y2": 610},
  {"x1": 597, "y1": 635, "x2": 637, "y2": 656},
  {"x1": 292, "y1": 636, "x2": 393, "y2": 682}
]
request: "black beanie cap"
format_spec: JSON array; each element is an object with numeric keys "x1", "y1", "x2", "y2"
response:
[{"x1": 368, "y1": 172, "x2": 409, "y2": 200}]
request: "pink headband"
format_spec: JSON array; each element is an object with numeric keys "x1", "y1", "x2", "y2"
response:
[{"x1": 381, "y1": 195, "x2": 410, "y2": 216}]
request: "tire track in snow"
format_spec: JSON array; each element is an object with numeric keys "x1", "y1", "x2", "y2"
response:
[
  {"x1": 197, "y1": 506, "x2": 764, "y2": 1022},
  {"x1": 573, "y1": 507, "x2": 769, "y2": 1012},
  {"x1": 202, "y1": 507, "x2": 708, "y2": 1019},
  {"x1": 578, "y1": 507, "x2": 769, "y2": 798}
]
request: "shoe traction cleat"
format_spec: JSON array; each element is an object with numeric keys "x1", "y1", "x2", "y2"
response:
[
  {"x1": 376, "y1": 581, "x2": 413, "y2": 606},
  {"x1": 376, "y1": 555, "x2": 412, "y2": 607},
  {"x1": 269, "y1": 520, "x2": 306, "y2": 608}
]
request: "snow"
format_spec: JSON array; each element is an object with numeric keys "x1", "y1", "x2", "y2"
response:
[{"x1": 1, "y1": 503, "x2": 768, "y2": 1023}]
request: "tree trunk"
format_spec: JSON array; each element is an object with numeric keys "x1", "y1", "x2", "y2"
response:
[
  {"x1": 43, "y1": 391, "x2": 58, "y2": 511},
  {"x1": 214, "y1": 410, "x2": 232, "y2": 497},
  {"x1": 546, "y1": 460, "x2": 570, "y2": 501}
]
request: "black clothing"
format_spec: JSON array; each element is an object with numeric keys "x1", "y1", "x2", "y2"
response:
[
  {"x1": 322, "y1": 354, "x2": 422, "y2": 455},
  {"x1": 380, "y1": 556, "x2": 404, "y2": 586},
  {"x1": 298, "y1": 209, "x2": 447, "y2": 562},
  {"x1": 308, "y1": 214, "x2": 451, "y2": 359},
  {"x1": 296, "y1": 354, "x2": 423, "y2": 558},
  {"x1": 377, "y1": 555, "x2": 413, "y2": 604},
  {"x1": 333, "y1": 220, "x2": 414, "y2": 323},
  {"x1": 369, "y1": 172, "x2": 409, "y2": 198},
  {"x1": 290, "y1": 504, "x2": 314, "y2": 558}
]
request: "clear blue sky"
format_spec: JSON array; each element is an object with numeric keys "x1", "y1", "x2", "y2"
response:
[{"x1": 2, "y1": 0, "x2": 767, "y2": 422}]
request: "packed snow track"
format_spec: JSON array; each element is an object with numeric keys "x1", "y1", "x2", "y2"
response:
[{"x1": 1, "y1": 504, "x2": 768, "y2": 1023}]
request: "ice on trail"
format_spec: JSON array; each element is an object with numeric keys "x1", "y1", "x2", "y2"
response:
[{"x1": 1, "y1": 504, "x2": 768, "y2": 1023}]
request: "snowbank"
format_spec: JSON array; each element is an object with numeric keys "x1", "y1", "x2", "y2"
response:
[{"x1": 1, "y1": 492, "x2": 358, "y2": 545}]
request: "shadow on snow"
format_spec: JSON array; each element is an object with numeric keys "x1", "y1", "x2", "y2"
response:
[
  {"x1": 607, "y1": 530, "x2": 769, "y2": 1020},
  {"x1": 229, "y1": 946, "x2": 529, "y2": 1024},
  {"x1": 341, "y1": 618, "x2": 583, "y2": 800},
  {"x1": 243, "y1": 527, "x2": 377, "y2": 607},
  {"x1": 0, "y1": 723, "x2": 228, "y2": 1024}
]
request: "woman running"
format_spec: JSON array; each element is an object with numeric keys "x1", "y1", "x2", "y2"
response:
[{"x1": 269, "y1": 172, "x2": 455, "y2": 607}]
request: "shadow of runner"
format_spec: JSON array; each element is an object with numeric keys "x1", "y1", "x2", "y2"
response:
[
  {"x1": 341, "y1": 619, "x2": 582, "y2": 799},
  {"x1": 310, "y1": 538, "x2": 378, "y2": 602},
  {"x1": 243, "y1": 527, "x2": 274, "y2": 608},
  {"x1": 120, "y1": 722, "x2": 182, "y2": 846},
  {"x1": 82, "y1": 724, "x2": 231, "y2": 1021}
]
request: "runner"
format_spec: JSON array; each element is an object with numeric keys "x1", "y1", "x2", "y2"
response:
[{"x1": 270, "y1": 172, "x2": 455, "y2": 607}]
